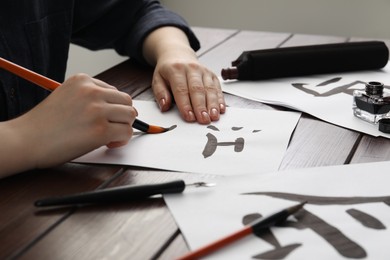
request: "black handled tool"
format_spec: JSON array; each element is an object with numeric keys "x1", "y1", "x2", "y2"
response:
[{"x1": 35, "y1": 180, "x2": 214, "y2": 207}]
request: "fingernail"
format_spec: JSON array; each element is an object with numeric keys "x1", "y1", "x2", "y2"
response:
[
  {"x1": 210, "y1": 108, "x2": 219, "y2": 119},
  {"x1": 134, "y1": 107, "x2": 138, "y2": 117},
  {"x1": 188, "y1": 111, "x2": 196, "y2": 121},
  {"x1": 159, "y1": 98, "x2": 166, "y2": 110},
  {"x1": 202, "y1": 111, "x2": 210, "y2": 123},
  {"x1": 219, "y1": 103, "x2": 226, "y2": 113}
]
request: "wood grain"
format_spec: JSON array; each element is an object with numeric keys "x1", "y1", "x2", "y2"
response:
[{"x1": 0, "y1": 164, "x2": 122, "y2": 259}]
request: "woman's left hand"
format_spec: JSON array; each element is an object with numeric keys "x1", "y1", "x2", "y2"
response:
[{"x1": 143, "y1": 27, "x2": 226, "y2": 124}]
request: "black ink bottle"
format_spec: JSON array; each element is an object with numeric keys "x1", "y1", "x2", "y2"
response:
[{"x1": 352, "y1": 81, "x2": 390, "y2": 124}]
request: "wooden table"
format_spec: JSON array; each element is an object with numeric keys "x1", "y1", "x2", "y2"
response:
[{"x1": 2, "y1": 27, "x2": 390, "y2": 260}]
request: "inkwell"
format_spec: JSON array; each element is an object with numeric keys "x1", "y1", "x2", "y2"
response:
[{"x1": 353, "y1": 81, "x2": 390, "y2": 133}]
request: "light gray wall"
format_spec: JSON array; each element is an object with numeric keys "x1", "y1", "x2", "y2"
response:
[
  {"x1": 66, "y1": 44, "x2": 126, "y2": 79},
  {"x1": 161, "y1": 0, "x2": 390, "y2": 39}
]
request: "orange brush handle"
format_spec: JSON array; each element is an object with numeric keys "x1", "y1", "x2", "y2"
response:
[
  {"x1": 177, "y1": 226, "x2": 252, "y2": 260},
  {"x1": 0, "y1": 56, "x2": 167, "y2": 134},
  {"x1": 0, "y1": 57, "x2": 60, "y2": 91}
]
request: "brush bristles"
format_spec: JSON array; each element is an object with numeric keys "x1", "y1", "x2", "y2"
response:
[{"x1": 147, "y1": 125, "x2": 168, "y2": 134}]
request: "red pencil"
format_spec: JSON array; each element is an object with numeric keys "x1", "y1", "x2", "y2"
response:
[
  {"x1": 0, "y1": 57, "x2": 169, "y2": 134},
  {"x1": 177, "y1": 201, "x2": 306, "y2": 260}
]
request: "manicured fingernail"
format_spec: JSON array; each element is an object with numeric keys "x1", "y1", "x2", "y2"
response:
[
  {"x1": 188, "y1": 111, "x2": 196, "y2": 121},
  {"x1": 210, "y1": 108, "x2": 219, "y2": 119},
  {"x1": 134, "y1": 107, "x2": 138, "y2": 116},
  {"x1": 159, "y1": 98, "x2": 166, "y2": 110},
  {"x1": 202, "y1": 111, "x2": 210, "y2": 122},
  {"x1": 219, "y1": 103, "x2": 226, "y2": 113}
]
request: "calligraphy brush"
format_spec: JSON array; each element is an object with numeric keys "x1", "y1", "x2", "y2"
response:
[
  {"x1": 177, "y1": 201, "x2": 306, "y2": 260},
  {"x1": 0, "y1": 57, "x2": 169, "y2": 134}
]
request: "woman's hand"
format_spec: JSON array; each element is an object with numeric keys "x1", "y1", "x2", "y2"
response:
[
  {"x1": 143, "y1": 27, "x2": 226, "y2": 124},
  {"x1": 0, "y1": 74, "x2": 136, "y2": 177}
]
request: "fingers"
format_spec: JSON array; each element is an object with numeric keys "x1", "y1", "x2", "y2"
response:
[
  {"x1": 153, "y1": 63, "x2": 226, "y2": 124},
  {"x1": 213, "y1": 76, "x2": 226, "y2": 114},
  {"x1": 96, "y1": 84, "x2": 136, "y2": 146},
  {"x1": 92, "y1": 78, "x2": 118, "y2": 90},
  {"x1": 69, "y1": 74, "x2": 135, "y2": 122},
  {"x1": 152, "y1": 73, "x2": 174, "y2": 113},
  {"x1": 94, "y1": 78, "x2": 137, "y2": 147},
  {"x1": 192, "y1": 71, "x2": 226, "y2": 123},
  {"x1": 103, "y1": 88, "x2": 133, "y2": 107},
  {"x1": 91, "y1": 78, "x2": 134, "y2": 106},
  {"x1": 203, "y1": 72, "x2": 226, "y2": 120},
  {"x1": 157, "y1": 68, "x2": 199, "y2": 122},
  {"x1": 69, "y1": 74, "x2": 136, "y2": 147},
  {"x1": 89, "y1": 98, "x2": 135, "y2": 149},
  {"x1": 186, "y1": 65, "x2": 211, "y2": 124},
  {"x1": 106, "y1": 141, "x2": 129, "y2": 148},
  {"x1": 105, "y1": 122, "x2": 133, "y2": 148}
]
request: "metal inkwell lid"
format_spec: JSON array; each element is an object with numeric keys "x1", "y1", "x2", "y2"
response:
[
  {"x1": 365, "y1": 81, "x2": 384, "y2": 96},
  {"x1": 379, "y1": 118, "x2": 390, "y2": 133}
]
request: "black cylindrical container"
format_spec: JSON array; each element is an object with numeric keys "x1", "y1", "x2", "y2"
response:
[{"x1": 221, "y1": 41, "x2": 389, "y2": 80}]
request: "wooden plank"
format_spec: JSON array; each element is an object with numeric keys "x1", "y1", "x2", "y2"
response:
[
  {"x1": 279, "y1": 115, "x2": 361, "y2": 170},
  {"x1": 94, "y1": 59, "x2": 153, "y2": 96},
  {"x1": 351, "y1": 135, "x2": 390, "y2": 163},
  {"x1": 20, "y1": 169, "x2": 214, "y2": 260},
  {"x1": 156, "y1": 234, "x2": 188, "y2": 260},
  {"x1": 280, "y1": 33, "x2": 346, "y2": 47},
  {"x1": 0, "y1": 163, "x2": 122, "y2": 260},
  {"x1": 191, "y1": 26, "x2": 238, "y2": 56},
  {"x1": 20, "y1": 198, "x2": 176, "y2": 260}
]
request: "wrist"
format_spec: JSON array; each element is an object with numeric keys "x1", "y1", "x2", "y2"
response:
[
  {"x1": 143, "y1": 26, "x2": 196, "y2": 65},
  {"x1": 0, "y1": 118, "x2": 37, "y2": 177}
]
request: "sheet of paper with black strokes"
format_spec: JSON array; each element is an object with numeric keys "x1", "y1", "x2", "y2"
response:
[
  {"x1": 73, "y1": 100, "x2": 301, "y2": 176},
  {"x1": 164, "y1": 161, "x2": 390, "y2": 259},
  {"x1": 221, "y1": 64, "x2": 390, "y2": 138}
]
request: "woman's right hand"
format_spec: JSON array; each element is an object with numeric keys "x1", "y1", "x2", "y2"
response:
[{"x1": 0, "y1": 73, "x2": 136, "y2": 176}]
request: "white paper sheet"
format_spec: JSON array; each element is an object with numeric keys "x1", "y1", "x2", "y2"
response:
[
  {"x1": 221, "y1": 64, "x2": 390, "y2": 138},
  {"x1": 164, "y1": 161, "x2": 390, "y2": 259},
  {"x1": 73, "y1": 100, "x2": 301, "y2": 176}
]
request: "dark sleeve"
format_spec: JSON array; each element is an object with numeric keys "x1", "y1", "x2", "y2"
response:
[{"x1": 71, "y1": 0, "x2": 200, "y2": 65}]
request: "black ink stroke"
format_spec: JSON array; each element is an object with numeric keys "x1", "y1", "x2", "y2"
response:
[
  {"x1": 207, "y1": 125, "x2": 220, "y2": 131},
  {"x1": 240, "y1": 191, "x2": 390, "y2": 259},
  {"x1": 316, "y1": 77, "x2": 342, "y2": 86},
  {"x1": 202, "y1": 133, "x2": 244, "y2": 158},
  {"x1": 242, "y1": 192, "x2": 390, "y2": 205},
  {"x1": 242, "y1": 213, "x2": 302, "y2": 259},
  {"x1": 346, "y1": 208, "x2": 386, "y2": 230},
  {"x1": 291, "y1": 80, "x2": 366, "y2": 97}
]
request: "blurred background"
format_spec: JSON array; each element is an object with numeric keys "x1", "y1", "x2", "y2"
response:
[{"x1": 67, "y1": 0, "x2": 390, "y2": 78}]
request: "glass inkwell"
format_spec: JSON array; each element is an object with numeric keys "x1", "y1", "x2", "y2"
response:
[{"x1": 352, "y1": 81, "x2": 390, "y2": 124}]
